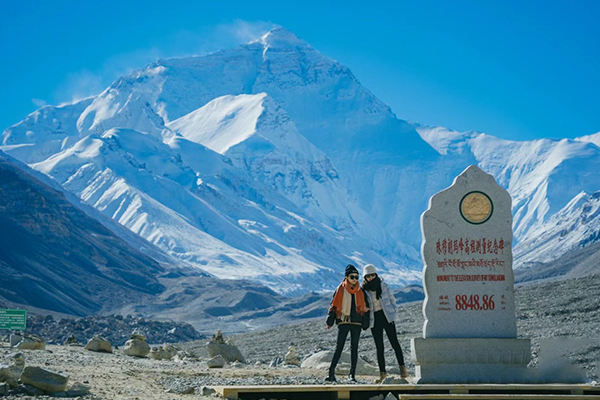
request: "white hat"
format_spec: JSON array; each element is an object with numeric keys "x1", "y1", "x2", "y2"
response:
[{"x1": 363, "y1": 264, "x2": 377, "y2": 276}]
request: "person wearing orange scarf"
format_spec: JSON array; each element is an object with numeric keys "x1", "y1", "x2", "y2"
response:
[{"x1": 324, "y1": 264, "x2": 370, "y2": 383}]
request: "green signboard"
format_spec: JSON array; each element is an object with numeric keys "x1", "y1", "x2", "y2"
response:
[{"x1": 0, "y1": 309, "x2": 27, "y2": 330}]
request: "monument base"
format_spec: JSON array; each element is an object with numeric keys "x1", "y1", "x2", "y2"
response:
[{"x1": 411, "y1": 338, "x2": 533, "y2": 384}]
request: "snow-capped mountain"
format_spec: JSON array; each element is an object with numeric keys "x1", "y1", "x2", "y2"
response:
[
  {"x1": 3, "y1": 27, "x2": 600, "y2": 293},
  {"x1": 418, "y1": 125, "x2": 600, "y2": 265}
]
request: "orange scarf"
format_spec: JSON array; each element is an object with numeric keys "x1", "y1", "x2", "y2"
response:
[{"x1": 329, "y1": 280, "x2": 366, "y2": 319}]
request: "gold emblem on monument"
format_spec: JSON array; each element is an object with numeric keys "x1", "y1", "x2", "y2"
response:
[{"x1": 460, "y1": 191, "x2": 493, "y2": 224}]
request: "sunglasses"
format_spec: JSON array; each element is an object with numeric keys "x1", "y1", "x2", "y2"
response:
[
  {"x1": 365, "y1": 273, "x2": 377, "y2": 279},
  {"x1": 347, "y1": 274, "x2": 359, "y2": 280}
]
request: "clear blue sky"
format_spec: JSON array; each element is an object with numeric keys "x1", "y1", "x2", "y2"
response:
[{"x1": 1, "y1": 0, "x2": 598, "y2": 141}]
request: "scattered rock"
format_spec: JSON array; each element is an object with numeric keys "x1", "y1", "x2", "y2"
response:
[
  {"x1": 9, "y1": 334, "x2": 23, "y2": 347},
  {"x1": 24, "y1": 314, "x2": 204, "y2": 345},
  {"x1": 301, "y1": 350, "x2": 379, "y2": 376},
  {"x1": 0, "y1": 352, "x2": 25, "y2": 387},
  {"x1": 84, "y1": 336, "x2": 113, "y2": 353},
  {"x1": 382, "y1": 376, "x2": 408, "y2": 384},
  {"x1": 21, "y1": 383, "x2": 46, "y2": 396},
  {"x1": 130, "y1": 328, "x2": 146, "y2": 341},
  {"x1": 20, "y1": 366, "x2": 69, "y2": 393},
  {"x1": 149, "y1": 344, "x2": 178, "y2": 360},
  {"x1": 207, "y1": 330, "x2": 246, "y2": 363},
  {"x1": 201, "y1": 386, "x2": 215, "y2": 395},
  {"x1": 66, "y1": 381, "x2": 91, "y2": 396},
  {"x1": 173, "y1": 349, "x2": 199, "y2": 362},
  {"x1": 207, "y1": 355, "x2": 227, "y2": 368},
  {"x1": 182, "y1": 386, "x2": 195, "y2": 394},
  {"x1": 123, "y1": 330, "x2": 151, "y2": 358},
  {"x1": 211, "y1": 329, "x2": 225, "y2": 343},
  {"x1": 269, "y1": 356, "x2": 283, "y2": 368},
  {"x1": 15, "y1": 333, "x2": 45, "y2": 350},
  {"x1": 167, "y1": 385, "x2": 195, "y2": 394},
  {"x1": 284, "y1": 345, "x2": 301, "y2": 366},
  {"x1": 0, "y1": 382, "x2": 8, "y2": 396},
  {"x1": 63, "y1": 335, "x2": 79, "y2": 346}
]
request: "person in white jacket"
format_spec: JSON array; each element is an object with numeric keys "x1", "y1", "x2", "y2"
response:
[{"x1": 362, "y1": 263, "x2": 409, "y2": 382}]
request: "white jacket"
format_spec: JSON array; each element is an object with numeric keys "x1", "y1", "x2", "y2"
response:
[{"x1": 364, "y1": 278, "x2": 397, "y2": 328}]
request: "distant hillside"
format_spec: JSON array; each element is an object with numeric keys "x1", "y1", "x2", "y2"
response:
[
  {"x1": 0, "y1": 152, "x2": 166, "y2": 315},
  {"x1": 515, "y1": 240, "x2": 600, "y2": 284}
]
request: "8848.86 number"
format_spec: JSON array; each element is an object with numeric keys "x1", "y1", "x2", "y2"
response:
[{"x1": 455, "y1": 294, "x2": 494, "y2": 310}]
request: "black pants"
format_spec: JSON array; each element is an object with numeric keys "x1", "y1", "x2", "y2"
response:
[
  {"x1": 372, "y1": 310, "x2": 405, "y2": 373},
  {"x1": 329, "y1": 324, "x2": 361, "y2": 376}
]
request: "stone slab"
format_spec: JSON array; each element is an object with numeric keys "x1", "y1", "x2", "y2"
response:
[
  {"x1": 20, "y1": 366, "x2": 69, "y2": 393},
  {"x1": 411, "y1": 338, "x2": 532, "y2": 383},
  {"x1": 420, "y1": 165, "x2": 516, "y2": 338},
  {"x1": 411, "y1": 338, "x2": 531, "y2": 365}
]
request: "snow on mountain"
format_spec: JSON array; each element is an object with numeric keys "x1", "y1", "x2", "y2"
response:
[
  {"x1": 25, "y1": 127, "x2": 363, "y2": 293},
  {"x1": 515, "y1": 191, "x2": 600, "y2": 265},
  {"x1": 3, "y1": 27, "x2": 600, "y2": 293},
  {"x1": 12, "y1": 115, "x2": 417, "y2": 293},
  {"x1": 77, "y1": 66, "x2": 168, "y2": 139},
  {"x1": 418, "y1": 125, "x2": 600, "y2": 265},
  {"x1": 576, "y1": 131, "x2": 600, "y2": 148},
  {"x1": 72, "y1": 27, "x2": 439, "y2": 252},
  {"x1": 167, "y1": 92, "x2": 393, "y2": 243},
  {"x1": 1, "y1": 99, "x2": 93, "y2": 164},
  {"x1": 168, "y1": 93, "x2": 267, "y2": 154}
]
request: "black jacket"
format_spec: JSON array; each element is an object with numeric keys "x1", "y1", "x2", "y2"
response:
[{"x1": 326, "y1": 287, "x2": 370, "y2": 330}]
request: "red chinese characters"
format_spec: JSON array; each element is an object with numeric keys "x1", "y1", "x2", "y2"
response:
[{"x1": 436, "y1": 237, "x2": 504, "y2": 256}]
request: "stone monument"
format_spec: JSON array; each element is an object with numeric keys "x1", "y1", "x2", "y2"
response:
[{"x1": 411, "y1": 165, "x2": 532, "y2": 383}]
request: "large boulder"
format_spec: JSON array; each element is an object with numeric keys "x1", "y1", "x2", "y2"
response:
[
  {"x1": 20, "y1": 366, "x2": 69, "y2": 393},
  {"x1": 301, "y1": 350, "x2": 379, "y2": 376},
  {"x1": 207, "y1": 341, "x2": 245, "y2": 363},
  {"x1": 14, "y1": 334, "x2": 45, "y2": 350},
  {"x1": 84, "y1": 336, "x2": 113, "y2": 353},
  {"x1": 206, "y1": 330, "x2": 245, "y2": 363},
  {"x1": 284, "y1": 346, "x2": 301, "y2": 366},
  {"x1": 207, "y1": 355, "x2": 227, "y2": 368},
  {"x1": 0, "y1": 352, "x2": 25, "y2": 388},
  {"x1": 9, "y1": 334, "x2": 22, "y2": 347},
  {"x1": 123, "y1": 331, "x2": 150, "y2": 358}
]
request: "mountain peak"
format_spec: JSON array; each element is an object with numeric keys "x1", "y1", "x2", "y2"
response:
[{"x1": 257, "y1": 27, "x2": 310, "y2": 50}]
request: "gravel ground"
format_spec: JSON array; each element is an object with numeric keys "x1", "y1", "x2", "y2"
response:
[
  {"x1": 1, "y1": 274, "x2": 598, "y2": 399},
  {"x1": 185, "y1": 273, "x2": 600, "y2": 380}
]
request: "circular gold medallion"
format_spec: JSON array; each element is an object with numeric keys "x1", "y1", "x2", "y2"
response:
[{"x1": 460, "y1": 191, "x2": 493, "y2": 224}]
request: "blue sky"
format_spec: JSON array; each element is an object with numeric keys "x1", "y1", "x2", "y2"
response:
[{"x1": 1, "y1": 0, "x2": 598, "y2": 141}]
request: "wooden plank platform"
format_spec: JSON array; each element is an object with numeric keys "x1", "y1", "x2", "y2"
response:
[{"x1": 215, "y1": 383, "x2": 600, "y2": 400}]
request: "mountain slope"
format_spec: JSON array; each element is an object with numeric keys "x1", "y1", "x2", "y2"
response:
[
  {"x1": 417, "y1": 125, "x2": 600, "y2": 265},
  {"x1": 0, "y1": 151, "x2": 165, "y2": 315},
  {"x1": 3, "y1": 27, "x2": 600, "y2": 293}
]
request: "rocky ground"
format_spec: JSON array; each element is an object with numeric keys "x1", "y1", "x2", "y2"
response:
[
  {"x1": 23, "y1": 314, "x2": 204, "y2": 346},
  {"x1": 0, "y1": 274, "x2": 598, "y2": 399}
]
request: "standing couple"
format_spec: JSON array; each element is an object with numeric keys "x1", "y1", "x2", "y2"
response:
[{"x1": 325, "y1": 264, "x2": 409, "y2": 383}]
